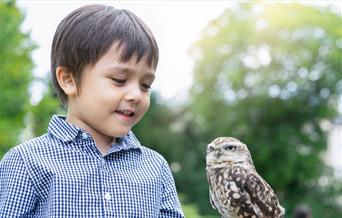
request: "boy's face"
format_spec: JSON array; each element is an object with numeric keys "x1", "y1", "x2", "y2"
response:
[{"x1": 66, "y1": 43, "x2": 155, "y2": 142}]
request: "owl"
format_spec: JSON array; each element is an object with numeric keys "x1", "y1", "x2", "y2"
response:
[{"x1": 206, "y1": 137, "x2": 285, "y2": 218}]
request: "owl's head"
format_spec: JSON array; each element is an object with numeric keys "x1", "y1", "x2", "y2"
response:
[{"x1": 206, "y1": 137, "x2": 254, "y2": 169}]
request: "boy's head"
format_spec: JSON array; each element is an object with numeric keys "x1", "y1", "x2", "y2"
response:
[{"x1": 51, "y1": 4, "x2": 159, "y2": 105}]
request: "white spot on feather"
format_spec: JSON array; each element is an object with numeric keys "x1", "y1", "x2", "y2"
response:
[
  {"x1": 233, "y1": 193, "x2": 241, "y2": 199},
  {"x1": 229, "y1": 181, "x2": 239, "y2": 192}
]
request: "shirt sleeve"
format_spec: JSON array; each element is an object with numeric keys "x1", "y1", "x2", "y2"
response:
[
  {"x1": 0, "y1": 148, "x2": 37, "y2": 217},
  {"x1": 159, "y1": 159, "x2": 184, "y2": 218}
]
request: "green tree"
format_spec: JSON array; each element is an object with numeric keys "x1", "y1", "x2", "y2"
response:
[
  {"x1": 0, "y1": 0, "x2": 35, "y2": 157},
  {"x1": 184, "y1": 2, "x2": 341, "y2": 217},
  {"x1": 30, "y1": 78, "x2": 64, "y2": 137}
]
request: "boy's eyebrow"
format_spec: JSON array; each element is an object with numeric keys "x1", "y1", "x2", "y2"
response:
[{"x1": 109, "y1": 65, "x2": 155, "y2": 79}]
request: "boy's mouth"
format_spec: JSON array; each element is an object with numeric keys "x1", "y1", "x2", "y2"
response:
[{"x1": 116, "y1": 110, "x2": 135, "y2": 117}]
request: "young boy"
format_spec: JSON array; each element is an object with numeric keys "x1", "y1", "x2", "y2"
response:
[{"x1": 0, "y1": 4, "x2": 184, "y2": 217}]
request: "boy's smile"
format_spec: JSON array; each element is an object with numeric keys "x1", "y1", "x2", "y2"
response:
[
  {"x1": 115, "y1": 108, "x2": 135, "y2": 123},
  {"x1": 116, "y1": 109, "x2": 134, "y2": 119},
  {"x1": 59, "y1": 43, "x2": 155, "y2": 154}
]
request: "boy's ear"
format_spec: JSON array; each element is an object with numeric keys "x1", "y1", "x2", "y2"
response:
[{"x1": 55, "y1": 66, "x2": 77, "y2": 96}]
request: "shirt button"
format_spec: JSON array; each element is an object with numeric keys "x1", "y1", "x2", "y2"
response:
[
  {"x1": 81, "y1": 132, "x2": 88, "y2": 140},
  {"x1": 104, "y1": 192, "x2": 112, "y2": 201},
  {"x1": 101, "y1": 160, "x2": 106, "y2": 168}
]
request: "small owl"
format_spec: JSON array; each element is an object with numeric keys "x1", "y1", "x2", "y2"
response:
[{"x1": 206, "y1": 137, "x2": 285, "y2": 218}]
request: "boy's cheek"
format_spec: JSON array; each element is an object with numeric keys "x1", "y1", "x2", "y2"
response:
[
  {"x1": 144, "y1": 97, "x2": 151, "y2": 110},
  {"x1": 138, "y1": 104, "x2": 150, "y2": 121}
]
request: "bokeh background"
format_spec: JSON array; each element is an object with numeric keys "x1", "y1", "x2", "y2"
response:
[{"x1": 0, "y1": 0, "x2": 341, "y2": 217}]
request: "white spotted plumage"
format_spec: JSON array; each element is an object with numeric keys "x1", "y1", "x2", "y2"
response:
[{"x1": 206, "y1": 137, "x2": 285, "y2": 218}]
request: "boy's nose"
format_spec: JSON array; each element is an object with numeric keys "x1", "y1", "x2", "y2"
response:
[{"x1": 124, "y1": 84, "x2": 142, "y2": 103}]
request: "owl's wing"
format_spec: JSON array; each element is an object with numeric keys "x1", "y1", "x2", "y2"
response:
[
  {"x1": 245, "y1": 171, "x2": 284, "y2": 217},
  {"x1": 206, "y1": 170, "x2": 217, "y2": 210},
  {"x1": 209, "y1": 189, "x2": 217, "y2": 209},
  {"x1": 227, "y1": 165, "x2": 283, "y2": 218}
]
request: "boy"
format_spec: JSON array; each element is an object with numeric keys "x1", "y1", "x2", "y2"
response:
[{"x1": 0, "y1": 4, "x2": 184, "y2": 217}]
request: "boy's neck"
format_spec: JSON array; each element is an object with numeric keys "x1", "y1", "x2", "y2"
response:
[{"x1": 65, "y1": 114, "x2": 114, "y2": 156}]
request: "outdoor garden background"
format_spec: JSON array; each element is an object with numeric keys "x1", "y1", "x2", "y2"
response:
[{"x1": 0, "y1": 1, "x2": 341, "y2": 217}]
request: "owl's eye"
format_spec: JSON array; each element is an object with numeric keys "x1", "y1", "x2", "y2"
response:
[
  {"x1": 224, "y1": 144, "x2": 236, "y2": 151},
  {"x1": 207, "y1": 146, "x2": 214, "y2": 153}
]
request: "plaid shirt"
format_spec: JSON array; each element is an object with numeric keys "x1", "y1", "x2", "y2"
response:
[{"x1": 0, "y1": 115, "x2": 184, "y2": 217}]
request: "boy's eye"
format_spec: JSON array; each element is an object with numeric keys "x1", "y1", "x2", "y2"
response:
[
  {"x1": 141, "y1": 83, "x2": 151, "y2": 90},
  {"x1": 112, "y1": 78, "x2": 126, "y2": 84}
]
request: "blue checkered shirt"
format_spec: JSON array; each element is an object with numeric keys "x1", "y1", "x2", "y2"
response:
[{"x1": 0, "y1": 115, "x2": 184, "y2": 217}]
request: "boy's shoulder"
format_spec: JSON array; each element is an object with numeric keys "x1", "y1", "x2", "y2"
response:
[
  {"x1": 138, "y1": 145, "x2": 168, "y2": 164},
  {"x1": 6, "y1": 133, "x2": 53, "y2": 158},
  {"x1": 125, "y1": 131, "x2": 168, "y2": 165}
]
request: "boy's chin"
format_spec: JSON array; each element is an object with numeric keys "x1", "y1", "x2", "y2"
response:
[{"x1": 113, "y1": 129, "x2": 131, "y2": 138}]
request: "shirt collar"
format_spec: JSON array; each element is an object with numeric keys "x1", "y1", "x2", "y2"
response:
[
  {"x1": 48, "y1": 115, "x2": 80, "y2": 142},
  {"x1": 48, "y1": 115, "x2": 141, "y2": 151},
  {"x1": 110, "y1": 131, "x2": 142, "y2": 153}
]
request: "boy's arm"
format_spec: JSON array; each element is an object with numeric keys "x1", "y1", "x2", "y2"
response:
[
  {"x1": 0, "y1": 148, "x2": 37, "y2": 217},
  {"x1": 159, "y1": 159, "x2": 184, "y2": 218}
]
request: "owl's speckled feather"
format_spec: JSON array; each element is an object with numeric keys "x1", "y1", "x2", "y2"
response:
[{"x1": 206, "y1": 137, "x2": 285, "y2": 218}]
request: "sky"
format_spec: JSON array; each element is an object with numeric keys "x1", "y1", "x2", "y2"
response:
[{"x1": 17, "y1": 0, "x2": 341, "y2": 105}]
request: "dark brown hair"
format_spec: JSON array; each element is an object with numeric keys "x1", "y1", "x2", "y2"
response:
[{"x1": 51, "y1": 4, "x2": 159, "y2": 105}]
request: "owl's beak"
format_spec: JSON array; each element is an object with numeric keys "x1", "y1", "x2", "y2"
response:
[{"x1": 215, "y1": 151, "x2": 223, "y2": 158}]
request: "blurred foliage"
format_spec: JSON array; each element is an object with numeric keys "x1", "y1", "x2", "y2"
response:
[
  {"x1": 191, "y1": 2, "x2": 342, "y2": 217},
  {"x1": 1, "y1": 1, "x2": 341, "y2": 218},
  {"x1": 178, "y1": 194, "x2": 205, "y2": 218},
  {"x1": 0, "y1": 0, "x2": 35, "y2": 156},
  {"x1": 136, "y1": 2, "x2": 342, "y2": 218},
  {"x1": 30, "y1": 78, "x2": 65, "y2": 137}
]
